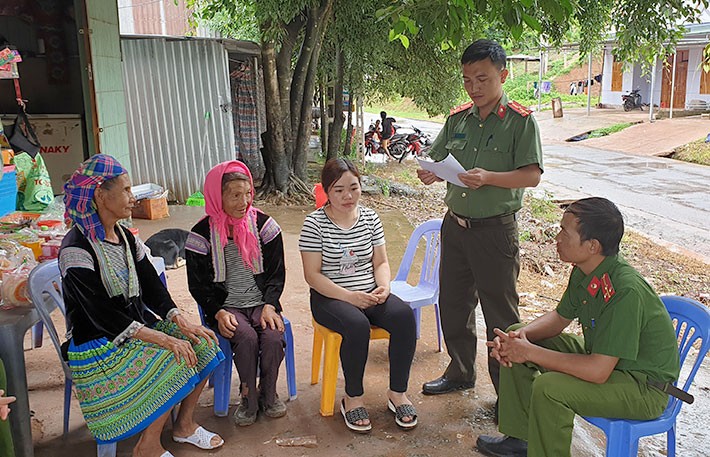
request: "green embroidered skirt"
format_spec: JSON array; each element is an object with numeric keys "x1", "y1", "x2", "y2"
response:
[{"x1": 68, "y1": 320, "x2": 224, "y2": 444}]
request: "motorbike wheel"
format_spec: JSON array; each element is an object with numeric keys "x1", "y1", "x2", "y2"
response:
[
  {"x1": 390, "y1": 143, "x2": 407, "y2": 161},
  {"x1": 623, "y1": 99, "x2": 634, "y2": 112}
]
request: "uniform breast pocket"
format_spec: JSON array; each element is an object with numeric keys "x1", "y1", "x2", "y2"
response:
[
  {"x1": 479, "y1": 143, "x2": 514, "y2": 171},
  {"x1": 445, "y1": 138, "x2": 467, "y2": 151}
]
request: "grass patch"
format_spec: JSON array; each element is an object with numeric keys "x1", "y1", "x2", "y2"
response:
[
  {"x1": 670, "y1": 139, "x2": 710, "y2": 166},
  {"x1": 587, "y1": 122, "x2": 636, "y2": 138},
  {"x1": 526, "y1": 191, "x2": 561, "y2": 223}
]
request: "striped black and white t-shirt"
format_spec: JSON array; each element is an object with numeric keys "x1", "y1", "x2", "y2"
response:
[
  {"x1": 299, "y1": 205, "x2": 385, "y2": 292},
  {"x1": 223, "y1": 242, "x2": 263, "y2": 308}
]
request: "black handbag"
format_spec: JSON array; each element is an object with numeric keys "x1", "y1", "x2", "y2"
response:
[{"x1": 7, "y1": 108, "x2": 40, "y2": 158}]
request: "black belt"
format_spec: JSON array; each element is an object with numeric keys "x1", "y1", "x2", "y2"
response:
[
  {"x1": 448, "y1": 210, "x2": 516, "y2": 228},
  {"x1": 647, "y1": 379, "x2": 694, "y2": 404}
]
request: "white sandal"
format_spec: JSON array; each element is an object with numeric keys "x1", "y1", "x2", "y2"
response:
[{"x1": 172, "y1": 425, "x2": 224, "y2": 450}]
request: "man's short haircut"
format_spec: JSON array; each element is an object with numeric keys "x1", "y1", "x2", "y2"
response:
[
  {"x1": 461, "y1": 39, "x2": 507, "y2": 70},
  {"x1": 565, "y1": 197, "x2": 624, "y2": 256},
  {"x1": 380, "y1": 111, "x2": 387, "y2": 119}
]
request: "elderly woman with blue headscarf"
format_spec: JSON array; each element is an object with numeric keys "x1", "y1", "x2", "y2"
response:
[{"x1": 60, "y1": 154, "x2": 225, "y2": 457}]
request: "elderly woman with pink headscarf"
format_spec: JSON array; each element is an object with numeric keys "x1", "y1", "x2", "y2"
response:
[
  {"x1": 186, "y1": 160, "x2": 287, "y2": 427},
  {"x1": 60, "y1": 154, "x2": 225, "y2": 456}
]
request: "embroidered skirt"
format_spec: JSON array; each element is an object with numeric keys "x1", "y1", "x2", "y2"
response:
[{"x1": 68, "y1": 320, "x2": 224, "y2": 444}]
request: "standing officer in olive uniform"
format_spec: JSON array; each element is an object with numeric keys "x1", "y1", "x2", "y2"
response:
[
  {"x1": 417, "y1": 40, "x2": 543, "y2": 398},
  {"x1": 477, "y1": 197, "x2": 680, "y2": 457}
]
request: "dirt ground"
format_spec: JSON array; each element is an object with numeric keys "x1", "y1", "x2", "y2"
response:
[{"x1": 23, "y1": 170, "x2": 708, "y2": 457}]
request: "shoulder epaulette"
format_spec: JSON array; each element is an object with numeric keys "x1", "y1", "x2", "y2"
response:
[
  {"x1": 507, "y1": 100, "x2": 532, "y2": 117},
  {"x1": 450, "y1": 102, "x2": 474, "y2": 116}
]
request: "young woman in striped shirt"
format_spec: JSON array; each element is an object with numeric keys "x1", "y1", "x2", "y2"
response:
[{"x1": 300, "y1": 158, "x2": 418, "y2": 433}]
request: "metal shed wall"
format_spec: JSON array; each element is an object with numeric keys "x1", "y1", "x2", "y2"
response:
[{"x1": 122, "y1": 37, "x2": 235, "y2": 202}]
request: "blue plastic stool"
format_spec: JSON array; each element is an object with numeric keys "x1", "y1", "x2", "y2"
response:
[
  {"x1": 203, "y1": 311, "x2": 297, "y2": 417},
  {"x1": 582, "y1": 296, "x2": 710, "y2": 456}
]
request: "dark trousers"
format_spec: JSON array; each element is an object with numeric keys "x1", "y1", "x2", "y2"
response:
[
  {"x1": 222, "y1": 306, "x2": 285, "y2": 413},
  {"x1": 439, "y1": 212, "x2": 520, "y2": 392},
  {"x1": 311, "y1": 289, "x2": 417, "y2": 397}
]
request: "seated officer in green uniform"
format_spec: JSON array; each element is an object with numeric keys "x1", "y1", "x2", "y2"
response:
[
  {"x1": 418, "y1": 39, "x2": 543, "y2": 398},
  {"x1": 477, "y1": 197, "x2": 680, "y2": 457}
]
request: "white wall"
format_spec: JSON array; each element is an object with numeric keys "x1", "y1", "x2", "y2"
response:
[
  {"x1": 602, "y1": 44, "x2": 710, "y2": 108},
  {"x1": 684, "y1": 46, "x2": 710, "y2": 105}
]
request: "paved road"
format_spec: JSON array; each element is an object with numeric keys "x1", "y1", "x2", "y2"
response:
[{"x1": 372, "y1": 113, "x2": 710, "y2": 262}]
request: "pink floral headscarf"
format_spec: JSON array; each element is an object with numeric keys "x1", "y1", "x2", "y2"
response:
[{"x1": 203, "y1": 160, "x2": 263, "y2": 278}]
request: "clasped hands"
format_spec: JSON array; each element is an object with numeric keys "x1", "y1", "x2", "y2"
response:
[
  {"x1": 350, "y1": 286, "x2": 389, "y2": 310},
  {"x1": 487, "y1": 328, "x2": 533, "y2": 368}
]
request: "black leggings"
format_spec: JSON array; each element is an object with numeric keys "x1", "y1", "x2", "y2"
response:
[{"x1": 310, "y1": 289, "x2": 417, "y2": 397}]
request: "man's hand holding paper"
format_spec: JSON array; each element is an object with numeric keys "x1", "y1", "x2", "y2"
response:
[{"x1": 416, "y1": 154, "x2": 467, "y2": 187}]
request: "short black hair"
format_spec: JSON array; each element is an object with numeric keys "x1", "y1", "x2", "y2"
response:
[
  {"x1": 565, "y1": 197, "x2": 624, "y2": 256},
  {"x1": 380, "y1": 111, "x2": 387, "y2": 119},
  {"x1": 461, "y1": 39, "x2": 507, "y2": 70}
]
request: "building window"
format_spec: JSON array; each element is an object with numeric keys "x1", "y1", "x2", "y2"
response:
[{"x1": 611, "y1": 55, "x2": 623, "y2": 92}]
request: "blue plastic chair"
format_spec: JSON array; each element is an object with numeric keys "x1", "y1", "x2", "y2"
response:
[
  {"x1": 390, "y1": 218, "x2": 444, "y2": 352},
  {"x1": 197, "y1": 305, "x2": 297, "y2": 417},
  {"x1": 27, "y1": 260, "x2": 117, "y2": 457},
  {"x1": 582, "y1": 295, "x2": 710, "y2": 456}
]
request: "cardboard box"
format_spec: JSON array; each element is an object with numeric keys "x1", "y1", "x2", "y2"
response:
[{"x1": 132, "y1": 197, "x2": 169, "y2": 220}]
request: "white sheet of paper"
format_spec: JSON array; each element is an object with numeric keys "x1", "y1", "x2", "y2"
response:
[{"x1": 417, "y1": 154, "x2": 467, "y2": 187}]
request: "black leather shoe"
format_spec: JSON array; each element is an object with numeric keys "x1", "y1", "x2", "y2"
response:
[
  {"x1": 476, "y1": 435, "x2": 527, "y2": 457},
  {"x1": 421, "y1": 376, "x2": 475, "y2": 395}
]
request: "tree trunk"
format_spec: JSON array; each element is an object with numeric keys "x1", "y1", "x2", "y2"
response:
[
  {"x1": 327, "y1": 42, "x2": 344, "y2": 160},
  {"x1": 319, "y1": 81, "x2": 328, "y2": 156},
  {"x1": 343, "y1": 84, "x2": 354, "y2": 157},
  {"x1": 276, "y1": 16, "x2": 304, "y2": 164},
  {"x1": 292, "y1": 0, "x2": 333, "y2": 180},
  {"x1": 260, "y1": 36, "x2": 289, "y2": 194},
  {"x1": 289, "y1": 10, "x2": 321, "y2": 146}
]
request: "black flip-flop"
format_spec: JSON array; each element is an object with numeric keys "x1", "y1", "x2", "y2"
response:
[
  {"x1": 387, "y1": 399, "x2": 418, "y2": 429},
  {"x1": 340, "y1": 399, "x2": 372, "y2": 433}
]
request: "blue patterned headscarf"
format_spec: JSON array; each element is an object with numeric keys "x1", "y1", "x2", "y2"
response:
[{"x1": 63, "y1": 154, "x2": 127, "y2": 241}]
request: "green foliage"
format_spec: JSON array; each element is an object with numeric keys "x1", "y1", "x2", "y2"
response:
[
  {"x1": 588, "y1": 122, "x2": 636, "y2": 138},
  {"x1": 379, "y1": 0, "x2": 710, "y2": 66},
  {"x1": 527, "y1": 191, "x2": 560, "y2": 223}
]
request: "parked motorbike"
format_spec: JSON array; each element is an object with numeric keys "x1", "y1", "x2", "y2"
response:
[
  {"x1": 622, "y1": 89, "x2": 644, "y2": 111},
  {"x1": 388, "y1": 126, "x2": 430, "y2": 162},
  {"x1": 364, "y1": 122, "x2": 432, "y2": 162}
]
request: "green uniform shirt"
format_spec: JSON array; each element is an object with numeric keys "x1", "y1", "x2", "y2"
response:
[
  {"x1": 556, "y1": 255, "x2": 680, "y2": 383},
  {"x1": 429, "y1": 93, "x2": 543, "y2": 218}
]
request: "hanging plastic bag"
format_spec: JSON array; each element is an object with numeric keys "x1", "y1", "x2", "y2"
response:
[{"x1": 13, "y1": 151, "x2": 53, "y2": 212}]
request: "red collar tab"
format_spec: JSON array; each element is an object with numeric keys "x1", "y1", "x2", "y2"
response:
[
  {"x1": 587, "y1": 276, "x2": 601, "y2": 297},
  {"x1": 497, "y1": 104, "x2": 507, "y2": 119},
  {"x1": 601, "y1": 273, "x2": 616, "y2": 302},
  {"x1": 450, "y1": 101, "x2": 474, "y2": 116},
  {"x1": 507, "y1": 100, "x2": 532, "y2": 117}
]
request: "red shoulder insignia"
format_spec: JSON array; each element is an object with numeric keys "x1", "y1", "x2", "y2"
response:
[
  {"x1": 450, "y1": 102, "x2": 474, "y2": 116},
  {"x1": 507, "y1": 100, "x2": 532, "y2": 117},
  {"x1": 601, "y1": 273, "x2": 616, "y2": 303}
]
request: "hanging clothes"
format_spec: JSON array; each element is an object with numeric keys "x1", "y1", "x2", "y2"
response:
[{"x1": 230, "y1": 61, "x2": 264, "y2": 181}]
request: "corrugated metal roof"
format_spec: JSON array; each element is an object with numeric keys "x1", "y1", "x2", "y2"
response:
[{"x1": 122, "y1": 37, "x2": 236, "y2": 202}]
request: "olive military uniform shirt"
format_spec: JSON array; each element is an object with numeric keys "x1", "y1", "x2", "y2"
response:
[
  {"x1": 429, "y1": 93, "x2": 543, "y2": 219},
  {"x1": 556, "y1": 255, "x2": 680, "y2": 383}
]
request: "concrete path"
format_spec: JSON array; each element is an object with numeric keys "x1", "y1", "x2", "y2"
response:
[{"x1": 376, "y1": 108, "x2": 710, "y2": 262}]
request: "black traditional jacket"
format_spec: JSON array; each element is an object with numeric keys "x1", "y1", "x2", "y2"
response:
[
  {"x1": 185, "y1": 213, "x2": 285, "y2": 327},
  {"x1": 60, "y1": 226, "x2": 177, "y2": 345}
]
